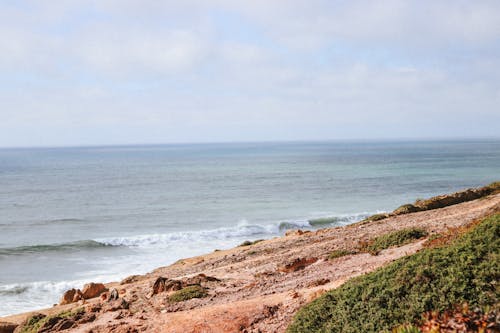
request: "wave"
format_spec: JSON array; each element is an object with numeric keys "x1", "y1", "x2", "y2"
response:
[
  {"x1": 0, "y1": 212, "x2": 375, "y2": 254},
  {"x1": 30, "y1": 218, "x2": 86, "y2": 226},
  {"x1": 0, "y1": 240, "x2": 110, "y2": 256},
  {"x1": 308, "y1": 212, "x2": 372, "y2": 226},
  {"x1": 95, "y1": 221, "x2": 278, "y2": 248},
  {"x1": 97, "y1": 212, "x2": 373, "y2": 248}
]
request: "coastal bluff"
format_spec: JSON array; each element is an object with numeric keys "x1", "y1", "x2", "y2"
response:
[{"x1": 1, "y1": 184, "x2": 499, "y2": 333}]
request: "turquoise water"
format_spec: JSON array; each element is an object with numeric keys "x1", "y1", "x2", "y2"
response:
[{"x1": 0, "y1": 140, "x2": 499, "y2": 315}]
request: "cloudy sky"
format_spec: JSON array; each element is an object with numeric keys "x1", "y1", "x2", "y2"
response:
[{"x1": 1, "y1": 1, "x2": 499, "y2": 147}]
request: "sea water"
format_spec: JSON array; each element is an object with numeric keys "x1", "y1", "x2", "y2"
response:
[{"x1": 0, "y1": 140, "x2": 499, "y2": 316}]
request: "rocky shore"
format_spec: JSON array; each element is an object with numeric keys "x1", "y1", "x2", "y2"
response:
[{"x1": 1, "y1": 185, "x2": 499, "y2": 333}]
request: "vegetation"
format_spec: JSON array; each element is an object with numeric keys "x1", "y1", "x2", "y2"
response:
[
  {"x1": 358, "y1": 181, "x2": 500, "y2": 224},
  {"x1": 239, "y1": 239, "x2": 264, "y2": 247},
  {"x1": 393, "y1": 204, "x2": 420, "y2": 215},
  {"x1": 287, "y1": 214, "x2": 499, "y2": 333},
  {"x1": 168, "y1": 285, "x2": 208, "y2": 303},
  {"x1": 19, "y1": 308, "x2": 83, "y2": 333},
  {"x1": 361, "y1": 227, "x2": 428, "y2": 254},
  {"x1": 328, "y1": 249, "x2": 356, "y2": 260},
  {"x1": 392, "y1": 305, "x2": 499, "y2": 332}
]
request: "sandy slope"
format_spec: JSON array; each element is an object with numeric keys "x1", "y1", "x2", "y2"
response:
[{"x1": 2, "y1": 193, "x2": 499, "y2": 333}]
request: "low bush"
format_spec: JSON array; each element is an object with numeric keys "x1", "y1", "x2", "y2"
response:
[
  {"x1": 287, "y1": 214, "x2": 499, "y2": 333},
  {"x1": 362, "y1": 227, "x2": 428, "y2": 254},
  {"x1": 328, "y1": 249, "x2": 356, "y2": 260},
  {"x1": 168, "y1": 285, "x2": 208, "y2": 303},
  {"x1": 239, "y1": 239, "x2": 264, "y2": 247}
]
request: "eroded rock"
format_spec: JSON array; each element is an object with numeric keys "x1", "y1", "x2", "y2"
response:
[
  {"x1": 151, "y1": 277, "x2": 182, "y2": 295},
  {"x1": 82, "y1": 282, "x2": 107, "y2": 299},
  {"x1": 0, "y1": 322, "x2": 17, "y2": 333},
  {"x1": 278, "y1": 257, "x2": 318, "y2": 273}
]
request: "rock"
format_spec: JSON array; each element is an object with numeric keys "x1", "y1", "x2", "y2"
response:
[
  {"x1": 76, "y1": 313, "x2": 96, "y2": 324},
  {"x1": 152, "y1": 277, "x2": 182, "y2": 295},
  {"x1": 285, "y1": 229, "x2": 310, "y2": 236},
  {"x1": 38, "y1": 317, "x2": 75, "y2": 333},
  {"x1": 120, "y1": 275, "x2": 142, "y2": 285},
  {"x1": 82, "y1": 282, "x2": 107, "y2": 299},
  {"x1": 308, "y1": 278, "x2": 330, "y2": 287},
  {"x1": 278, "y1": 257, "x2": 318, "y2": 273},
  {"x1": 109, "y1": 288, "x2": 119, "y2": 301},
  {"x1": 60, "y1": 288, "x2": 77, "y2": 305},
  {"x1": 85, "y1": 303, "x2": 102, "y2": 313},
  {"x1": 0, "y1": 322, "x2": 17, "y2": 333},
  {"x1": 184, "y1": 273, "x2": 220, "y2": 286},
  {"x1": 73, "y1": 289, "x2": 84, "y2": 302},
  {"x1": 102, "y1": 298, "x2": 130, "y2": 312}
]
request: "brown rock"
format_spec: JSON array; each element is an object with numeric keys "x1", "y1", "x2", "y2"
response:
[
  {"x1": 285, "y1": 229, "x2": 306, "y2": 236},
  {"x1": 184, "y1": 273, "x2": 220, "y2": 286},
  {"x1": 76, "y1": 313, "x2": 96, "y2": 324},
  {"x1": 151, "y1": 277, "x2": 182, "y2": 295},
  {"x1": 60, "y1": 288, "x2": 77, "y2": 305},
  {"x1": 82, "y1": 282, "x2": 107, "y2": 299},
  {"x1": 72, "y1": 289, "x2": 84, "y2": 302},
  {"x1": 102, "y1": 298, "x2": 130, "y2": 312},
  {"x1": 308, "y1": 278, "x2": 330, "y2": 287},
  {"x1": 278, "y1": 257, "x2": 318, "y2": 273},
  {"x1": 0, "y1": 322, "x2": 18, "y2": 333},
  {"x1": 85, "y1": 303, "x2": 102, "y2": 313}
]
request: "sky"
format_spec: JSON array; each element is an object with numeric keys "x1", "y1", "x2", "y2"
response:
[{"x1": 1, "y1": 0, "x2": 499, "y2": 147}]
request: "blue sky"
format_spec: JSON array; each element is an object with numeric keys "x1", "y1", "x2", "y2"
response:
[{"x1": 1, "y1": 0, "x2": 499, "y2": 147}]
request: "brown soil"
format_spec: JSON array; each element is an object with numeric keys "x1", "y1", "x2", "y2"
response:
[{"x1": 2, "y1": 193, "x2": 499, "y2": 333}]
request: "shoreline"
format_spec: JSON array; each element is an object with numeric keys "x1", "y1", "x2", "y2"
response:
[{"x1": 1, "y1": 185, "x2": 499, "y2": 332}]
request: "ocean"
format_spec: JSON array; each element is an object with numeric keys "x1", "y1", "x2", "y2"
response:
[{"x1": 0, "y1": 140, "x2": 499, "y2": 316}]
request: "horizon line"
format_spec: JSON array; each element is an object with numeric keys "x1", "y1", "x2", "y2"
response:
[{"x1": 1, "y1": 136, "x2": 500, "y2": 150}]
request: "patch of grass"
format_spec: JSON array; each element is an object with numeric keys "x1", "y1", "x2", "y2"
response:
[
  {"x1": 19, "y1": 308, "x2": 84, "y2": 333},
  {"x1": 287, "y1": 214, "x2": 499, "y2": 333},
  {"x1": 361, "y1": 227, "x2": 428, "y2": 254},
  {"x1": 393, "y1": 204, "x2": 421, "y2": 215},
  {"x1": 360, "y1": 213, "x2": 389, "y2": 224},
  {"x1": 328, "y1": 249, "x2": 356, "y2": 260},
  {"x1": 168, "y1": 285, "x2": 208, "y2": 303},
  {"x1": 239, "y1": 239, "x2": 264, "y2": 247}
]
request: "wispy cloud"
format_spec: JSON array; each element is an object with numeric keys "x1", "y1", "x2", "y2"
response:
[{"x1": 0, "y1": 1, "x2": 499, "y2": 146}]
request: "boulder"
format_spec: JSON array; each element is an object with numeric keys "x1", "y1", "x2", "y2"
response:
[
  {"x1": 109, "y1": 288, "x2": 119, "y2": 301},
  {"x1": 152, "y1": 277, "x2": 182, "y2": 295},
  {"x1": 81, "y1": 282, "x2": 107, "y2": 299},
  {"x1": 0, "y1": 322, "x2": 17, "y2": 333},
  {"x1": 72, "y1": 289, "x2": 84, "y2": 302},
  {"x1": 60, "y1": 288, "x2": 77, "y2": 305}
]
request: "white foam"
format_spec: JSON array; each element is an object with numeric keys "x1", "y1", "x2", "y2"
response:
[{"x1": 94, "y1": 221, "x2": 278, "y2": 248}]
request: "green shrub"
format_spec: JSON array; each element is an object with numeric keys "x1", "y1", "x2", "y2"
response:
[
  {"x1": 328, "y1": 250, "x2": 356, "y2": 260},
  {"x1": 168, "y1": 285, "x2": 208, "y2": 303},
  {"x1": 287, "y1": 214, "x2": 499, "y2": 333},
  {"x1": 239, "y1": 239, "x2": 264, "y2": 247},
  {"x1": 362, "y1": 228, "x2": 428, "y2": 254},
  {"x1": 19, "y1": 308, "x2": 83, "y2": 333},
  {"x1": 393, "y1": 204, "x2": 421, "y2": 215},
  {"x1": 361, "y1": 213, "x2": 389, "y2": 223}
]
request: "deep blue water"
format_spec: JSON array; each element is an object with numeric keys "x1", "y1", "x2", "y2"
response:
[{"x1": 0, "y1": 140, "x2": 499, "y2": 315}]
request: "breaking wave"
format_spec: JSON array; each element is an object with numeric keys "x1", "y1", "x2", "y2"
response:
[{"x1": 0, "y1": 240, "x2": 110, "y2": 256}]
